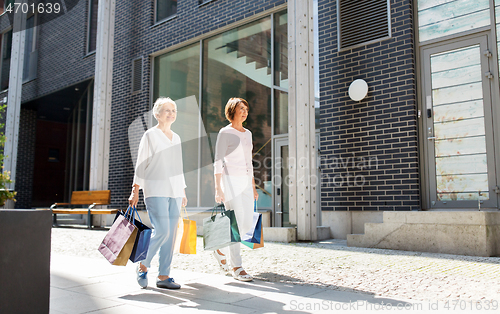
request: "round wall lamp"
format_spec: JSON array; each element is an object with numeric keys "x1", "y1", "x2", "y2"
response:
[{"x1": 348, "y1": 79, "x2": 368, "y2": 101}]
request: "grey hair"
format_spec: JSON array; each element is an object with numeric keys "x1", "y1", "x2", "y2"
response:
[{"x1": 152, "y1": 97, "x2": 177, "y2": 118}]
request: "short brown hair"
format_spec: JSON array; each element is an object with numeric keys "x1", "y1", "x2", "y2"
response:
[{"x1": 224, "y1": 97, "x2": 249, "y2": 122}]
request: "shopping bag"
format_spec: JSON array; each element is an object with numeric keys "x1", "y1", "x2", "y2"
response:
[
  {"x1": 98, "y1": 209, "x2": 138, "y2": 266},
  {"x1": 125, "y1": 206, "x2": 152, "y2": 262},
  {"x1": 242, "y1": 200, "x2": 264, "y2": 249},
  {"x1": 203, "y1": 203, "x2": 241, "y2": 251},
  {"x1": 173, "y1": 216, "x2": 184, "y2": 254},
  {"x1": 177, "y1": 206, "x2": 197, "y2": 254}
]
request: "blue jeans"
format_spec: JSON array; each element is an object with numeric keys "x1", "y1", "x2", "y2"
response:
[{"x1": 141, "y1": 197, "x2": 181, "y2": 276}]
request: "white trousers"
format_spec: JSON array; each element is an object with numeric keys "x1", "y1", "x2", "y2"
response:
[{"x1": 219, "y1": 174, "x2": 254, "y2": 268}]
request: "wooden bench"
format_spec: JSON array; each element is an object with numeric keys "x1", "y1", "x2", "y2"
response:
[{"x1": 46, "y1": 190, "x2": 119, "y2": 229}]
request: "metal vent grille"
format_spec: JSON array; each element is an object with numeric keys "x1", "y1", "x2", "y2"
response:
[
  {"x1": 338, "y1": 0, "x2": 390, "y2": 50},
  {"x1": 132, "y1": 58, "x2": 142, "y2": 93}
]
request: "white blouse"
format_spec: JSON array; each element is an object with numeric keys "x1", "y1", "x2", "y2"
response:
[
  {"x1": 214, "y1": 125, "x2": 254, "y2": 177},
  {"x1": 133, "y1": 127, "x2": 187, "y2": 198}
]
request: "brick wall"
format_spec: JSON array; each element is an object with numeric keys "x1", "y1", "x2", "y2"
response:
[
  {"x1": 317, "y1": 0, "x2": 420, "y2": 211},
  {"x1": 0, "y1": 0, "x2": 96, "y2": 102},
  {"x1": 109, "y1": 0, "x2": 286, "y2": 207},
  {"x1": 0, "y1": 0, "x2": 96, "y2": 207},
  {"x1": 14, "y1": 109, "x2": 36, "y2": 209}
]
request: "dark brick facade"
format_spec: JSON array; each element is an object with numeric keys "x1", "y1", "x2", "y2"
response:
[
  {"x1": 14, "y1": 109, "x2": 36, "y2": 209},
  {"x1": 0, "y1": 0, "x2": 96, "y2": 102},
  {"x1": 2, "y1": 0, "x2": 421, "y2": 213},
  {"x1": 109, "y1": 0, "x2": 287, "y2": 207},
  {"x1": 0, "y1": 0, "x2": 95, "y2": 206},
  {"x1": 317, "y1": 0, "x2": 420, "y2": 211}
]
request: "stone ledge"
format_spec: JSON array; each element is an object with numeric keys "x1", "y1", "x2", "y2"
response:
[{"x1": 348, "y1": 211, "x2": 500, "y2": 257}]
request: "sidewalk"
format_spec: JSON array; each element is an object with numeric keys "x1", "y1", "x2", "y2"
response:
[
  {"x1": 50, "y1": 228, "x2": 500, "y2": 313},
  {"x1": 50, "y1": 253, "x2": 412, "y2": 314}
]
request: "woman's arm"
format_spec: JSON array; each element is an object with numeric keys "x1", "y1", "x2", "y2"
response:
[
  {"x1": 182, "y1": 189, "x2": 188, "y2": 207},
  {"x1": 128, "y1": 184, "x2": 140, "y2": 207},
  {"x1": 214, "y1": 173, "x2": 225, "y2": 203},
  {"x1": 129, "y1": 133, "x2": 150, "y2": 207}
]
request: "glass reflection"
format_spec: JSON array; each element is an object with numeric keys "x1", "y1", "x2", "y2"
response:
[{"x1": 201, "y1": 17, "x2": 272, "y2": 208}]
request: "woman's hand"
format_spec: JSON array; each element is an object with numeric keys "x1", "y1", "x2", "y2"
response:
[
  {"x1": 128, "y1": 192, "x2": 139, "y2": 207},
  {"x1": 182, "y1": 196, "x2": 188, "y2": 207},
  {"x1": 252, "y1": 178, "x2": 259, "y2": 201},
  {"x1": 215, "y1": 187, "x2": 225, "y2": 203},
  {"x1": 128, "y1": 185, "x2": 139, "y2": 207}
]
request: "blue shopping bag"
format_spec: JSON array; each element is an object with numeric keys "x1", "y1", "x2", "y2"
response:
[
  {"x1": 241, "y1": 201, "x2": 264, "y2": 249},
  {"x1": 115, "y1": 206, "x2": 152, "y2": 262}
]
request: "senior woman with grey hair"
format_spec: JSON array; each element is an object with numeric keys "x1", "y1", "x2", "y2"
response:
[{"x1": 129, "y1": 97, "x2": 188, "y2": 289}]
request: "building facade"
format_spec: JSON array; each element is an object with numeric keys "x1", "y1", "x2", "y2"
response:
[{"x1": 2, "y1": 0, "x2": 500, "y2": 242}]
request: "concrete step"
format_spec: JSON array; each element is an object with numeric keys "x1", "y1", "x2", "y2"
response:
[
  {"x1": 348, "y1": 211, "x2": 500, "y2": 256},
  {"x1": 346, "y1": 233, "x2": 364, "y2": 247}
]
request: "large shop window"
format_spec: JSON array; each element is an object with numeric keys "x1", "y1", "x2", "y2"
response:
[
  {"x1": 201, "y1": 17, "x2": 273, "y2": 208},
  {"x1": 156, "y1": 0, "x2": 177, "y2": 23},
  {"x1": 153, "y1": 12, "x2": 287, "y2": 208},
  {"x1": 154, "y1": 44, "x2": 201, "y2": 206}
]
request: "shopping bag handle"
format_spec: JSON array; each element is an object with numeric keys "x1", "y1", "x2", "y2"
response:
[
  {"x1": 210, "y1": 203, "x2": 226, "y2": 221},
  {"x1": 132, "y1": 206, "x2": 143, "y2": 223},
  {"x1": 123, "y1": 206, "x2": 143, "y2": 225},
  {"x1": 254, "y1": 200, "x2": 258, "y2": 213},
  {"x1": 181, "y1": 206, "x2": 189, "y2": 219}
]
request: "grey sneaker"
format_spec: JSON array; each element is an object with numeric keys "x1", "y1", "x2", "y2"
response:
[
  {"x1": 136, "y1": 265, "x2": 148, "y2": 288},
  {"x1": 156, "y1": 277, "x2": 181, "y2": 289}
]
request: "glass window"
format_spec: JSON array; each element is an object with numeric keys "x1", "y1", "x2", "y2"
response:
[
  {"x1": 274, "y1": 11, "x2": 287, "y2": 89},
  {"x1": 418, "y1": 0, "x2": 490, "y2": 42},
  {"x1": 274, "y1": 90, "x2": 288, "y2": 135},
  {"x1": 0, "y1": 0, "x2": 14, "y2": 15},
  {"x1": 153, "y1": 43, "x2": 200, "y2": 206},
  {"x1": 23, "y1": 15, "x2": 35, "y2": 82},
  {"x1": 201, "y1": 17, "x2": 273, "y2": 208},
  {"x1": 157, "y1": 0, "x2": 177, "y2": 22},
  {"x1": 152, "y1": 11, "x2": 287, "y2": 209},
  {"x1": 1, "y1": 29, "x2": 12, "y2": 91},
  {"x1": 88, "y1": 0, "x2": 98, "y2": 53}
]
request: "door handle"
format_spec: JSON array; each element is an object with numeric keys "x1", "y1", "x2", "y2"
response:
[{"x1": 427, "y1": 137, "x2": 436, "y2": 140}]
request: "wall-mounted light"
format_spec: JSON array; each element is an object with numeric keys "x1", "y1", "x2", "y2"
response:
[{"x1": 348, "y1": 79, "x2": 368, "y2": 101}]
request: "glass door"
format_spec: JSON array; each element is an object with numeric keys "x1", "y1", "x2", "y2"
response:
[
  {"x1": 274, "y1": 137, "x2": 291, "y2": 227},
  {"x1": 422, "y1": 35, "x2": 497, "y2": 208}
]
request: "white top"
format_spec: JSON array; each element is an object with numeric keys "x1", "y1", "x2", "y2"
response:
[
  {"x1": 133, "y1": 127, "x2": 187, "y2": 198},
  {"x1": 214, "y1": 125, "x2": 254, "y2": 177}
]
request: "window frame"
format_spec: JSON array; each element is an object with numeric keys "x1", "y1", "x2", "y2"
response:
[
  {"x1": 131, "y1": 57, "x2": 143, "y2": 94},
  {"x1": 155, "y1": 0, "x2": 177, "y2": 24},
  {"x1": 0, "y1": 28, "x2": 13, "y2": 92},
  {"x1": 198, "y1": 0, "x2": 217, "y2": 6},
  {"x1": 22, "y1": 12, "x2": 37, "y2": 83},
  {"x1": 86, "y1": 0, "x2": 98, "y2": 55}
]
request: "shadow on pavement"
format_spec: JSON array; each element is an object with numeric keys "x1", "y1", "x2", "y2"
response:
[{"x1": 249, "y1": 272, "x2": 412, "y2": 306}]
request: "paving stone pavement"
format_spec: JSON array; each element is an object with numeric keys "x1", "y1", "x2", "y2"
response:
[{"x1": 51, "y1": 227, "x2": 500, "y2": 303}]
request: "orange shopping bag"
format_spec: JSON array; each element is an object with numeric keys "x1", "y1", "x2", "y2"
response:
[{"x1": 174, "y1": 206, "x2": 197, "y2": 254}]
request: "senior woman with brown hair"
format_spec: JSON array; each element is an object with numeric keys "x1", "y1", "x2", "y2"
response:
[
  {"x1": 129, "y1": 97, "x2": 188, "y2": 289},
  {"x1": 213, "y1": 97, "x2": 259, "y2": 282}
]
